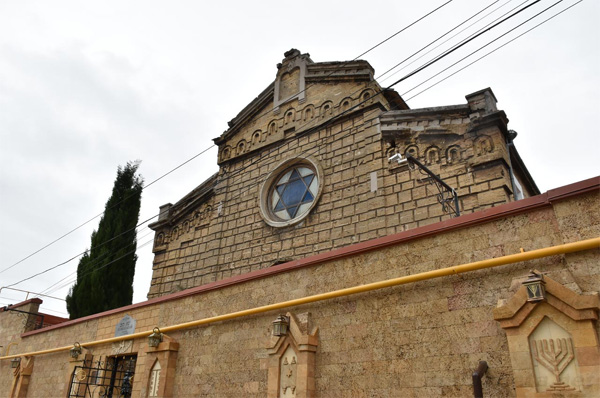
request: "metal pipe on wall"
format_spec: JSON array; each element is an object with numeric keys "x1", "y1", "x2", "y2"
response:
[{"x1": 1, "y1": 237, "x2": 598, "y2": 361}]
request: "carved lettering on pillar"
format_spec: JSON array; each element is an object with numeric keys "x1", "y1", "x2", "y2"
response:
[{"x1": 280, "y1": 345, "x2": 297, "y2": 397}]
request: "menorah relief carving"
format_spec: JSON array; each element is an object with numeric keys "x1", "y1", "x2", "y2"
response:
[{"x1": 531, "y1": 337, "x2": 577, "y2": 392}]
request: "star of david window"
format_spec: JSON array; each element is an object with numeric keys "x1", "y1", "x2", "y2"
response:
[
  {"x1": 259, "y1": 157, "x2": 323, "y2": 227},
  {"x1": 271, "y1": 167, "x2": 318, "y2": 221}
]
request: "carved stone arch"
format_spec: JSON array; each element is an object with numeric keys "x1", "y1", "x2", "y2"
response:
[
  {"x1": 320, "y1": 101, "x2": 333, "y2": 118},
  {"x1": 425, "y1": 146, "x2": 441, "y2": 165},
  {"x1": 236, "y1": 139, "x2": 247, "y2": 156},
  {"x1": 360, "y1": 89, "x2": 375, "y2": 106},
  {"x1": 155, "y1": 232, "x2": 165, "y2": 247},
  {"x1": 268, "y1": 120, "x2": 278, "y2": 136},
  {"x1": 267, "y1": 312, "x2": 319, "y2": 398},
  {"x1": 284, "y1": 108, "x2": 296, "y2": 125},
  {"x1": 446, "y1": 145, "x2": 461, "y2": 164},
  {"x1": 339, "y1": 97, "x2": 353, "y2": 112},
  {"x1": 474, "y1": 135, "x2": 494, "y2": 155},
  {"x1": 303, "y1": 104, "x2": 315, "y2": 121},
  {"x1": 251, "y1": 130, "x2": 262, "y2": 146},
  {"x1": 494, "y1": 272, "x2": 600, "y2": 396},
  {"x1": 220, "y1": 146, "x2": 232, "y2": 162},
  {"x1": 171, "y1": 226, "x2": 179, "y2": 241},
  {"x1": 404, "y1": 144, "x2": 419, "y2": 159},
  {"x1": 182, "y1": 219, "x2": 191, "y2": 234}
]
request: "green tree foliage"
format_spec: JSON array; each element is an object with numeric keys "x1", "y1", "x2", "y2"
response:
[{"x1": 66, "y1": 162, "x2": 143, "y2": 319}]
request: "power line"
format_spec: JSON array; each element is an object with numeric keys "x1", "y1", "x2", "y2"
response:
[
  {"x1": 2, "y1": 2, "x2": 452, "y2": 275},
  {"x1": 378, "y1": 0, "x2": 527, "y2": 85},
  {"x1": 405, "y1": 0, "x2": 584, "y2": 101},
  {"x1": 402, "y1": 0, "x2": 566, "y2": 97},
  {"x1": 1, "y1": 145, "x2": 214, "y2": 274}
]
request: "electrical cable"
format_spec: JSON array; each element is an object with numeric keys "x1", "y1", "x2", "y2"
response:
[
  {"x1": 401, "y1": 0, "x2": 566, "y2": 97},
  {"x1": 378, "y1": 0, "x2": 527, "y2": 85},
  {"x1": 2, "y1": 2, "x2": 453, "y2": 275},
  {"x1": 8, "y1": 0, "x2": 569, "y2": 294},
  {"x1": 0, "y1": 145, "x2": 213, "y2": 274},
  {"x1": 212, "y1": 0, "x2": 523, "y2": 190},
  {"x1": 35, "y1": 228, "x2": 156, "y2": 296},
  {"x1": 405, "y1": 0, "x2": 584, "y2": 101},
  {"x1": 376, "y1": 0, "x2": 503, "y2": 82}
]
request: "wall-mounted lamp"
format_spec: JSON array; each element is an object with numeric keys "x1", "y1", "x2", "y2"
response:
[
  {"x1": 10, "y1": 357, "x2": 21, "y2": 369},
  {"x1": 523, "y1": 270, "x2": 546, "y2": 302},
  {"x1": 272, "y1": 315, "x2": 289, "y2": 337},
  {"x1": 70, "y1": 342, "x2": 82, "y2": 359},
  {"x1": 148, "y1": 327, "x2": 163, "y2": 348}
]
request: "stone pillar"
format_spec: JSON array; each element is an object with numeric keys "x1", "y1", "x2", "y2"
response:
[
  {"x1": 141, "y1": 337, "x2": 179, "y2": 397},
  {"x1": 9, "y1": 356, "x2": 34, "y2": 398},
  {"x1": 267, "y1": 312, "x2": 319, "y2": 398}
]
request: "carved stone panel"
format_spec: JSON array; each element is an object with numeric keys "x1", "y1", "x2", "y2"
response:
[
  {"x1": 529, "y1": 317, "x2": 580, "y2": 392},
  {"x1": 280, "y1": 345, "x2": 297, "y2": 397}
]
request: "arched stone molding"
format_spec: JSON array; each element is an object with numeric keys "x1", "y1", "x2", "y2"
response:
[
  {"x1": 494, "y1": 272, "x2": 600, "y2": 397},
  {"x1": 404, "y1": 144, "x2": 419, "y2": 159},
  {"x1": 268, "y1": 120, "x2": 278, "y2": 136},
  {"x1": 339, "y1": 97, "x2": 353, "y2": 112},
  {"x1": 251, "y1": 130, "x2": 263, "y2": 146},
  {"x1": 267, "y1": 312, "x2": 319, "y2": 398},
  {"x1": 446, "y1": 145, "x2": 462, "y2": 164},
  {"x1": 425, "y1": 146, "x2": 441, "y2": 165},
  {"x1": 284, "y1": 108, "x2": 296, "y2": 126},
  {"x1": 320, "y1": 101, "x2": 333, "y2": 118},
  {"x1": 360, "y1": 89, "x2": 375, "y2": 107},
  {"x1": 236, "y1": 139, "x2": 248, "y2": 156},
  {"x1": 141, "y1": 336, "x2": 179, "y2": 398},
  {"x1": 303, "y1": 105, "x2": 315, "y2": 121},
  {"x1": 220, "y1": 145, "x2": 232, "y2": 162}
]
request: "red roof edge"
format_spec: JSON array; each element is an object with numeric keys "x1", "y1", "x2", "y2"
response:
[{"x1": 22, "y1": 176, "x2": 599, "y2": 337}]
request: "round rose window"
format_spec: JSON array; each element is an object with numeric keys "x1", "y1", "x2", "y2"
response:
[{"x1": 259, "y1": 157, "x2": 323, "y2": 227}]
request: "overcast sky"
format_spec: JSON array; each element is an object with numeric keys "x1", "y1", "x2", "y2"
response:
[{"x1": 0, "y1": 0, "x2": 598, "y2": 318}]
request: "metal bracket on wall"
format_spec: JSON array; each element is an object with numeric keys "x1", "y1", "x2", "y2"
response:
[{"x1": 405, "y1": 154, "x2": 460, "y2": 217}]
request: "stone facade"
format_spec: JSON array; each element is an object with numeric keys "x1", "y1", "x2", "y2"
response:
[
  {"x1": 1, "y1": 51, "x2": 597, "y2": 398},
  {"x1": 147, "y1": 50, "x2": 538, "y2": 299},
  {"x1": 0, "y1": 179, "x2": 598, "y2": 397}
]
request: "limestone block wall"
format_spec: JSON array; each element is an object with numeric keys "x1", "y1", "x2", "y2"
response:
[
  {"x1": 1, "y1": 181, "x2": 597, "y2": 397},
  {"x1": 148, "y1": 87, "x2": 531, "y2": 299}
]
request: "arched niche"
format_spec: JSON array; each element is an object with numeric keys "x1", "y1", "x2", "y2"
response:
[
  {"x1": 494, "y1": 272, "x2": 599, "y2": 397},
  {"x1": 267, "y1": 312, "x2": 319, "y2": 398}
]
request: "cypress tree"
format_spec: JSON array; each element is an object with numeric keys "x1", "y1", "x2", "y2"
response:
[{"x1": 66, "y1": 162, "x2": 143, "y2": 319}]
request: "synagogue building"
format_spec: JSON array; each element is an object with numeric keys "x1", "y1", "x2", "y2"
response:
[{"x1": 1, "y1": 50, "x2": 598, "y2": 398}]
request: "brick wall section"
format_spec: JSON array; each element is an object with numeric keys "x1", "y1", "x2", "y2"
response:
[
  {"x1": 147, "y1": 85, "x2": 531, "y2": 299},
  {"x1": 1, "y1": 185, "x2": 597, "y2": 397}
]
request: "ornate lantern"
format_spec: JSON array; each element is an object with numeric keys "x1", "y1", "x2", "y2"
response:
[
  {"x1": 272, "y1": 315, "x2": 289, "y2": 337},
  {"x1": 70, "y1": 342, "x2": 82, "y2": 359},
  {"x1": 523, "y1": 270, "x2": 546, "y2": 302},
  {"x1": 10, "y1": 357, "x2": 21, "y2": 368},
  {"x1": 148, "y1": 327, "x2": 163, "y2": 348}
]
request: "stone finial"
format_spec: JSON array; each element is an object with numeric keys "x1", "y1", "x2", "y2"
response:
[
  {"x1": 284, "y1": 48, "x2": 300, "y2": 59},
  {"x1": 465, "y1": 88, "x2": 498, "y2": 114}
]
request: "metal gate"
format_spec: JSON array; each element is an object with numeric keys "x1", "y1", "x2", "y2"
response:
[{"x1": 68, "y1": 355, "x2": 137, "y2": 398}]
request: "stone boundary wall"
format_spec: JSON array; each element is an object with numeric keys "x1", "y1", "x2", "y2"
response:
[{"x1": 1, "y1": 179, "x2": 597, "y2": 397}]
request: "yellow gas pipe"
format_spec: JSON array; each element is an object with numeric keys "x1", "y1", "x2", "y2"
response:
[{"x1": 1, "y1": 237, "x2": 598, "y2": 361}]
